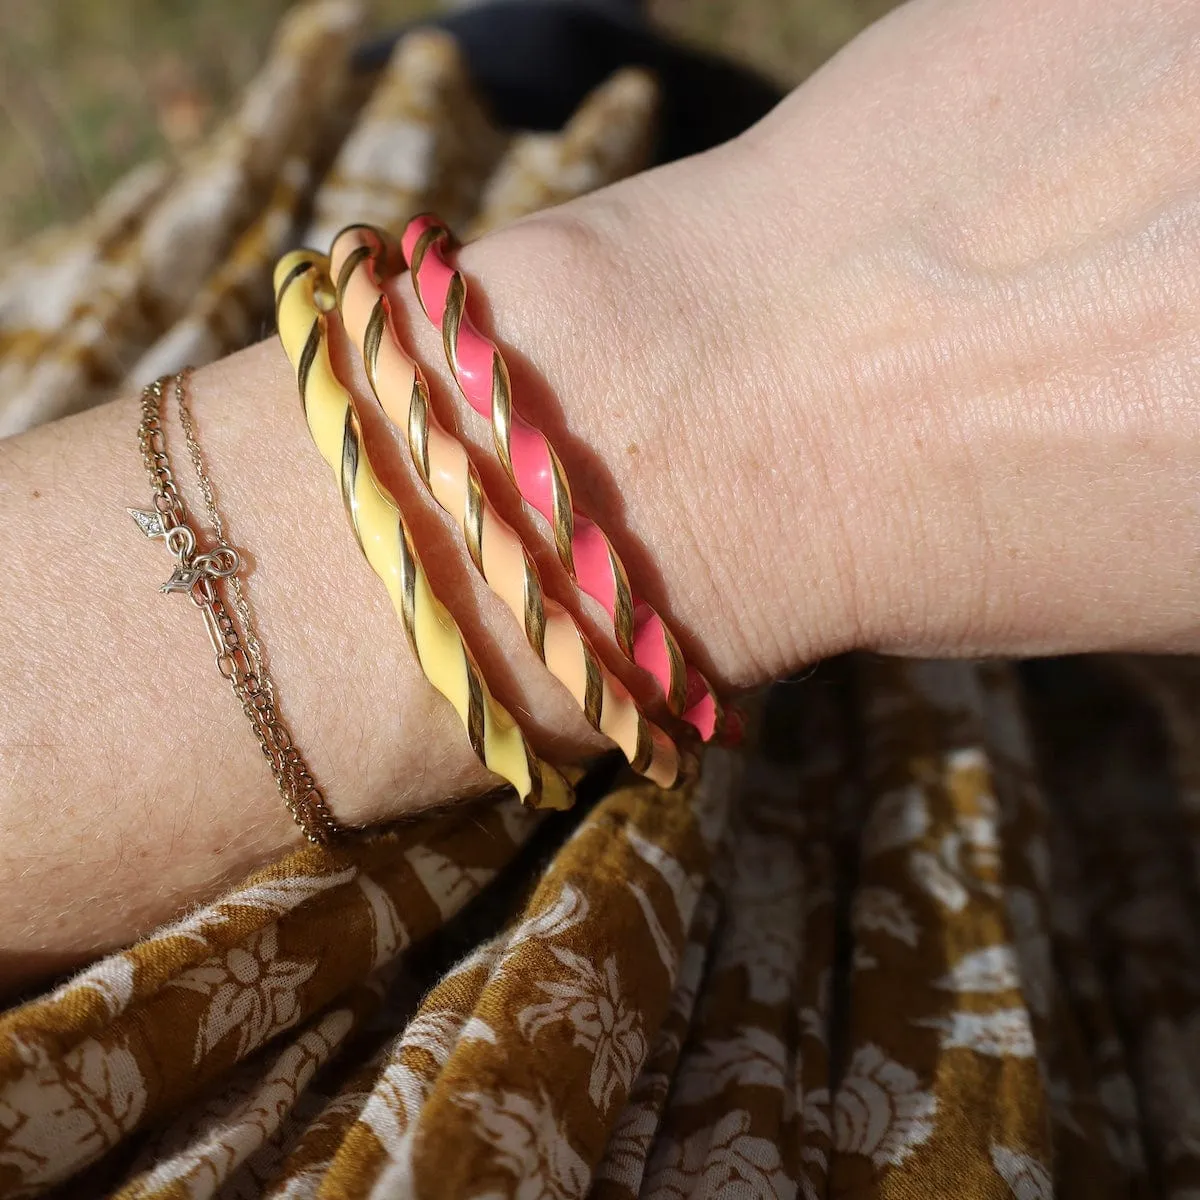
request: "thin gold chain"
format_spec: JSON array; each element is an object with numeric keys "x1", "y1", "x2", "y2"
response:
[
  {"x1": 132, "y1": 373, "x2": 342, "y2": 845},
  {"x1": 173, "y1": 371, "x2": 273, "y2": 708}
]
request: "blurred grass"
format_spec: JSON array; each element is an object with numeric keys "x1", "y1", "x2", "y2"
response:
[
  {"x1": 650, "y1": 0, "x2": 898, "y2": 86},
  {"x1": 0, "y1": 0, "x2": 896, "y2": 250}
]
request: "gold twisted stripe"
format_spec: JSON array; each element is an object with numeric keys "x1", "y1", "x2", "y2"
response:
[
  {"x1": 330, "y1": 225, "x2": 682, "y2": 788},
  {"x1": 273, "y1": 249, "x2": 574, "y2": 811},
  {"x1": 402, "y1": 215, "x2": 723, "y2": 742}
]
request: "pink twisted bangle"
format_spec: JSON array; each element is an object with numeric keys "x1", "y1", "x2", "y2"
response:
[
  {"x1": 401, "y1": 213, "x2": 721, "y2": 742},
  {"x1": 329, "y1": 224, "x2": 683, "y2": 787}
]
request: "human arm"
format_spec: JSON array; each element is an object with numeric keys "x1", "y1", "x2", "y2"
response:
[{"x1": 2, "y1": 0, "x2": 1198, "y2": 988}]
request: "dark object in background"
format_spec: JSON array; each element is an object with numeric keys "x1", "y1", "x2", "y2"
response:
[{"x1": 356, "y1": 0, "x2": 784, "y2": 164}]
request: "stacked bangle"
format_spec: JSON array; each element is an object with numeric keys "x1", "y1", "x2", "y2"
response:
[
  {"x1": 400, "y1": 214, "x2": 722, "y2": 742},
  {"x1": 221, "y1": 207, "x2": 727, "y2": 826},
  {"x1": 273, "y1": 250, "x2": 577, "y2": 812},
  {"x1": 329, "y1": 224, "x2": 682, "y2": 788},
  {"x1": 130, "y1": 203, "x2": 721, "y2": 835}
]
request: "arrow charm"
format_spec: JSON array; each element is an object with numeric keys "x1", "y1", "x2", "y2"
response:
[{"x1": 127, "y1": 507, "x2": 168, "y2": 540}]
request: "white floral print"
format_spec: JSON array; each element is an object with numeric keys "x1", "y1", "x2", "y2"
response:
[
  {"x1": 0, "y1": 1035, "x2": 146, "y2": 1190},
  {"x1": 364, "y1": 1012, "x2": 499, "y2": 1200},
  {"x1": 1045, "y1": 1074, "x2": 1084, "y2": 1138},
  {"x1": 358, "y1": 1006, "x2": 497, "y2": 1191},
  {"x1": 503, "y1": 885, "x2": 589, "y2": 959},
  {"x1": 360, "y1": 1060, "x2": 425, "y2": 1158},
  {"x1": 356, "y1": 874, "x2": 409, "y2": 968},
  {"x1": 155, "y1": 868, "x2": 358, "y2": 949},
  {"x1": 990, "y1": 1144, "x2": 1052, "y2": 1199},
  {"x1": 455, "y1": 1088, "x2": 590, "y2": 1200},
  {"x1": 943, "y1": 747, "x2": 1002, "y2": 875},
  {"x1": 171, "y1": 925, "x2": 318, "y2": 1062},
  {"x1": 248, "y1": 1088, "x2": 371, "y2": 1199},
  {"x1": 626, "y1": 880, "x2": 680, "y2": 976},
  {"x1": 4, "y1": 647, "x2": 1189, "y2": 1200},
  {"x1": 125, "y1": 1008, "x2": 353, "y2": 1196},
  {"x1": 903, "y1": 751, "x2": 1003, "y2": 914},
  {"x1": 934, "y1": 945, "x2": 1022, "y2": 994},
  {"x1": 852, "y1": 947, "x2": 880, "y2": 973},
  {"x1": 594, "y1": 895, "x2": 720, "y2": 1191},
  {"x1": 799, "y1": 969, "x2": 831, "y2": 1046},
  {"x1": 518, "y1": 948, "x2": 646, "y2": 1111},
  {"x1": 645, "y1": 1108, "x2": 796, "y2": 1200},
  {"x1": 624, "y1": 827, "x2": 704, "y2": 975},
  {"x1": 592, "y1": 1097, "x2": 656, "y2": 1190},
  {"x1": 404, "y1": 846, "x2": 496, "y2": 921},
  {"x1": 862, "y1": 785, "x2": 930, "y2": 858},
  {"x1": 625, "y1": 828, "x2": 702, "y2": 929},
  {"x1": 909, "y1": 842, "x2": 970, "y2": 912},
  {"x1": 406, "y1": 1009, "x2": 494, "y2": 1058},
  {"x1": 834, "y1": 1044, "x2": 936, "y2": 1167},
  {"x1": 672, "y1": 1026, "x2": 788, "y2": 1107},
  {"x1": 916, "y1": 1008, "x2": 1036, "y2": 1058},
  {"x1": 494, "y1": 797, "x2": 544, "y2": 845},
  {"x1": 796, "y1": 1085, "x2": 831, "y2": 1198},
  {"x1": 717, "y1": 829, "x2": 804, "y2": 1004},
  {"x1": 801, "y1": 1086, "x2": 832, "y2": 1142},
  {"x1": 44, "y1": 956, "x2": 136, "y2": 1022},
  {"x1": 854, "y1": 886, "x2": 919, "y2": 947}
]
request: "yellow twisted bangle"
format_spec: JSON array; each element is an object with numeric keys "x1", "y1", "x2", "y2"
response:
[{"x1": 273, "y1": 249, "x2": 574, "y2": 811}]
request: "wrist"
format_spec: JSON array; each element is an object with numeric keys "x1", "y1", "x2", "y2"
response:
[{"x1": 436, "y1": 160, "x2": 865, "y2": 693}]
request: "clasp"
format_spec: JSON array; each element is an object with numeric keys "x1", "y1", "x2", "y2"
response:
[{"x1": 159, "y1": 541, "x2": 242, "y2": 597}]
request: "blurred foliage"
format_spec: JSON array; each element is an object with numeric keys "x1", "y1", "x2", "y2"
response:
[{"x1": 0, "y1": 0, "x2": 896, "y2": 249}]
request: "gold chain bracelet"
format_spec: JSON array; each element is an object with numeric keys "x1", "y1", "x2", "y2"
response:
[{"x1": 128, "y1": 372, "x2": 343, "y2": 845}]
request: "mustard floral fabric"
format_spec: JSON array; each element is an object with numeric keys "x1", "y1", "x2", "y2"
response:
[
  {"x1": 3, "y1": 5, "x2": 1200, "y2": 1197},
  {"x1": 2, "y1": 655, "x2": 1199, "y2": 1198}
]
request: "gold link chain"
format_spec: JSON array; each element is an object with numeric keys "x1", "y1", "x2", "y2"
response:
[{"x1": 131, "y1": 373, "x2": 342, "y2": 845}]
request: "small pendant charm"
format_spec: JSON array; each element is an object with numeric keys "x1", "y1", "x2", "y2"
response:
[
  {"x1": 128, "y1": 507, "x2": 167, "y2": 540},
  {"x1": 160, "y1": 563, "x2": 205, "y2": 594}
]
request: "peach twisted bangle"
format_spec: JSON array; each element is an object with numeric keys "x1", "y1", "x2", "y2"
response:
[
  {"x1": 329, "y1": 225, "x2": 683, "y2": 789},
  {"x1": 401, "y1": 213, "x2": 722, "y2": 742},
  {"x1": 273, "y1": 249, "x2": 575, "y2": 812}
]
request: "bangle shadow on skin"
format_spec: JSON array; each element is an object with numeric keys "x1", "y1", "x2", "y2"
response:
[{"x1": 378, "y1": 248, "x2": 723, "y2": 735}]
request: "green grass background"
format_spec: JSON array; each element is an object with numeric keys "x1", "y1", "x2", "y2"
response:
[{"x1": 0, "y1": 0, "x2": 899, "y2": 249}]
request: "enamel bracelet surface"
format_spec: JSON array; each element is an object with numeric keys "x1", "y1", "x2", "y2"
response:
[
  {"x1": 274, "y1": 249, "x2": 574, "y2": 811},
  {"x1": 401, "y1": 213, "x2": 721, "y2": 741},
  {"x1": 330, "y1": 225, "x2": 682, "y2": 787}
]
